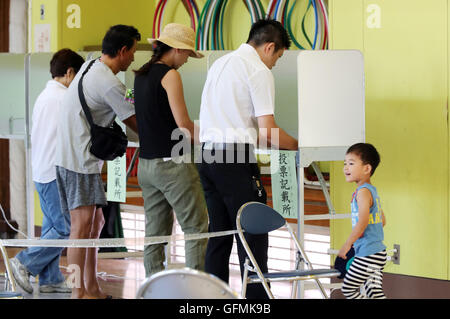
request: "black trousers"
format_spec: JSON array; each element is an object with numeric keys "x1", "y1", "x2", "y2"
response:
[{"x1": 199, "y1": 146, "x2": 269, "y2": 299}]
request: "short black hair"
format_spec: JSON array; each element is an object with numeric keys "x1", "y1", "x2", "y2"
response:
[
  {"x1": 247, "y1": 19, "x2": 291, "y2": 51},
  {"x1": 346, "y1": 143, "x2": 381, "y2": 176},
  {"x1": 102, "y1": 25, "x2": 141, "y2": 58},
  {"x1": 50, "y1": 48, "x2": 85, "y2": 78}
]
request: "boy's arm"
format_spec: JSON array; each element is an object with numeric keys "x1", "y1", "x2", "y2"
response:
[
  {"x1": 382, "y1": 210, "x2": 386, "y2": 227},
  {"x1": 338, "y1": 188, "x2": 372, "y2": 259}
]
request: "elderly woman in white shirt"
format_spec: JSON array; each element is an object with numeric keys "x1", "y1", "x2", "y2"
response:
[{"x1": 10, "y1": 49, "x2": 84, "y2": 295}]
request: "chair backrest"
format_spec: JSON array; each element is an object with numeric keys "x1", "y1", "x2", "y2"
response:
[
  {"x1": 237, "y1": 202, "x2": 286, "y2": 234},
  {"x1": 136, "y1": 268, "x2": 240, "y2": 299}
]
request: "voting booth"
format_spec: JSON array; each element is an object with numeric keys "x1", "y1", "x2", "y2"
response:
[
  {"x1": 0, "y1": 49, "x2": 364, "y2": 298},
  {"x1": 294, "y1": 50, "x2": 365, "y2": 297}
]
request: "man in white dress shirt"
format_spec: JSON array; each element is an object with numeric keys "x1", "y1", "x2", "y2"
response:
[{"x1": 199, "y1": 19, "x2": 298, "y2": 299}]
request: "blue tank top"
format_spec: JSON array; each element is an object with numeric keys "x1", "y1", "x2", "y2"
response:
[{"x1": 351, "y1": 183, "x2": 386, "y2": 257}]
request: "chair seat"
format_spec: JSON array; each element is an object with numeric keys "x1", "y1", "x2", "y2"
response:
[
  {"x1": 249, "y1": 268, "x2": 341, "y2": 280},
  {"x1": 0, "y1": 292, "x2": 23, "y2": 299}
]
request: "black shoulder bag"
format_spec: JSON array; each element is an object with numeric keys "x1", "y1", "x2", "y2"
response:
[{"x1": 78, "y1": 59, "x2": 128, "y2": 161}]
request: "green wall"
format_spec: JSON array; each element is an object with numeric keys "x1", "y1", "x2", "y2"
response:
[
  {"x1": 329, "y1": 0, "x2": 449, "y2": 280},
  {"x1": 31, "y1": 0, "x2": 320, "y2": 51},
  {"x1": 31, "y1": 0, "x2": 59, "y2": 52}
]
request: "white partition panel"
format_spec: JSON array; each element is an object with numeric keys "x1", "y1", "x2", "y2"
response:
[
  {"x1": 124, "y1": 50, "x2": 151, "y2": 89},
  {"x1": 298, "y1": 50, "x2": 365, "y2": 150},
  {"x1": 0, "y1": 54, "x2": 27, "y2": 137},
  {"x1": 207, "y1": 50, "x2": 231, "y2": 69},
  {"x1": 178, "y1": 51, "x2": 211, "y2": 121},
  {"x1": 272, "y1": 50, "x2": 299, "y2": 138},
  {"x1": 28, "y1": 53, "x2": 54, "y2": 120},
  {"x1": 295, "y1": 51, "x2": 365, "y2": 298}
]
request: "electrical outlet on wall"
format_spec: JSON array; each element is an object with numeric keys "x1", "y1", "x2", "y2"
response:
[
  {"x1": 40, "y1": 4, "x2": 45, "y2": 20},
  {"x1": 392, "y1": 244, "x2": 400, "y2": 265}
]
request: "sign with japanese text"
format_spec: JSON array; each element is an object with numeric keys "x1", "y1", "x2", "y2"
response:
[
  {"x1": 34, "y1": 24, "x2": 51, "y2": 52},
  {"x1": 271, "y1": 151, "x2": 298, "y2": 219},
  {"x1": 107, "y1": 122, "x2": 127, "y2": 203},
  {"x1": 107, "y1": 155, "x2": 127, "y2": 203}
]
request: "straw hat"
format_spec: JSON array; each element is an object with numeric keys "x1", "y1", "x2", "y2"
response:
[{"x1": 148, "y1": 23, "x2": 203, "y2": 58}]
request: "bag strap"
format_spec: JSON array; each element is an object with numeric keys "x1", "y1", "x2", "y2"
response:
[{"x1": 78, "y1": 59, "x2": 98, "y2": 128}]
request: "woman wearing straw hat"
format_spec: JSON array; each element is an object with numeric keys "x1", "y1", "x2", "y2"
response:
[{"x1": 133, "y1": 23, "x2": 208, "y2": 277}]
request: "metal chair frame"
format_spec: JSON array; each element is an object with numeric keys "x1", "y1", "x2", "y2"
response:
[
  {"x1": 136, "y1": 268, "x2": 240, "y2": 299},
  {"x1": 0, "y1": 241, "x2": 18, "y2": 292},
  {"x1": 236, "y1": 202, "x2": 340, "y2": 299}
]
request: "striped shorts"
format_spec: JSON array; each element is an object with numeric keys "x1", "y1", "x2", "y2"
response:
[
  {"x1": 341, "y1": 250, "x2": 387, "y2": 299},
  {"x1": 55, "y1": 166, "x2": 107, "y2": 213}
]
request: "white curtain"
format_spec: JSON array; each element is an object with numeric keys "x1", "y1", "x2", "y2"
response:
[
  {"x1": 9, "y1": 0, "x2": 28, "y2": 54},
  {"x1": 9, "y1": 0, "x2": 29, "y2": 237}
]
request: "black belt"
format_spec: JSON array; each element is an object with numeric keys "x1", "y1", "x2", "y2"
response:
[
  {"x1": 201, "y1": 142, "x2": 254, "y2": 152},
  {"x1": 201, "y1": 143, "x2": 258, "y2": 165}
]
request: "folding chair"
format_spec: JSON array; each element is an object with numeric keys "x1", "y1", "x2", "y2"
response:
[
  {"x1": 136, "y1": 268, "x2": 240, "y2": 299},
  {"x1": 236, "y1": 202, "x2": 341, "y2": 299},
  {"x1": 0, "y1": 241, "x2": 23, "y2": 298}
]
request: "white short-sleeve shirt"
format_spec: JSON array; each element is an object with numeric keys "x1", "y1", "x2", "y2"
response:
[
  {"x1": 31, "y1": 80, "x2": 67, "y2": 183},
  {"x1": 199, "y1": 43, "x2": 275, "y2": 146},
  {"x1": 55, "y1": 59, "x2": 135, "y2": 174}
]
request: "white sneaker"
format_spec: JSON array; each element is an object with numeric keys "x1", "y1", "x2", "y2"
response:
[
  {"x1": 9, "y1": 258, "x2": 33, "y2": 294},
  {"x1": 39, "y1": 280, "x2": 72, "y2": 293}
]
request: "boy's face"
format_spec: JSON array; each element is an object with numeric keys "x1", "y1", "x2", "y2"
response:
[{"x1": 343, "y1": 152, "x2": 372, "y2": 183}]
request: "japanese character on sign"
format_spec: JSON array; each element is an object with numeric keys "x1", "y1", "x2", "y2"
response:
[
  {"x1": 281, "y1": 190, "x2": 290, "y2": 203},
  {"x1": 280, "y1": 179, "x2": 291, "y2": 190},
  {"x1": 279, "y1": 165, "x2": 288, "y2": 178}
]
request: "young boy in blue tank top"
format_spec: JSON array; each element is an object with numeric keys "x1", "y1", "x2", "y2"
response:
[{"x1": 338, "y1": 143, "x2": 387, "y2": 299}]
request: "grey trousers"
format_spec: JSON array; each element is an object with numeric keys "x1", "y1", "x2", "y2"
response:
[{"x1": 137, "y1": 158, "x2": 209, "y2": 277}]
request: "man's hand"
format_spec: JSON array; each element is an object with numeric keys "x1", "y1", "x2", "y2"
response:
[
  {"x1": 122, "y1": 114, "x2": 138, "y2": 134},
  {"x1": 257, "y1": 114, "x2": 298, "y2": 150}
]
